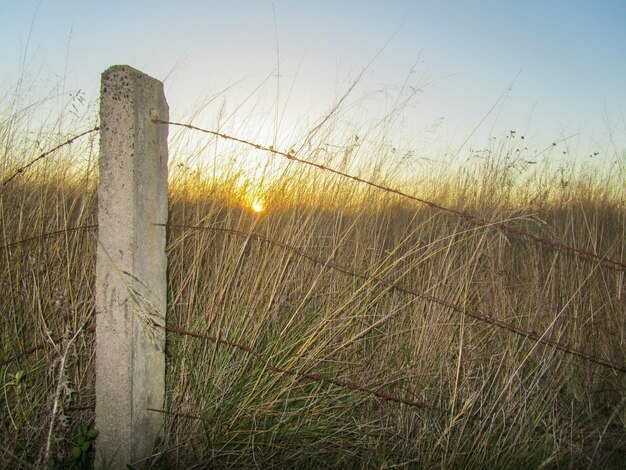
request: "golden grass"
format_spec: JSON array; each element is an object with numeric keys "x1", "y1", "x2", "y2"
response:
[{"x1": 1, "y1": 90, "x2": 625, "y2": 468}]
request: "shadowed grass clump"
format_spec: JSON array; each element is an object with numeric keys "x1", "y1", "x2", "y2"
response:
[{"x1": 1, "y1": 89, "x2": 625, "y2": 468}]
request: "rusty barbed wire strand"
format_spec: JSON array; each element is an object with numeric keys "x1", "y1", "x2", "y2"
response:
[
  {"x1": 0, "y1": 224, "x2": 97, "y2": 253},
  {"x1": 0, "y1": 326, "x2": 96, "y2": 368},
  {"x1": 0, "y1": 342, "x2": 50, "y2": 367},
  {"x1": 0, "y1": 319, "x2": 438, "y2": 411},
  {"x1": 0, "y1": 227, "x2": 95, "y2": 368},
  {"x1": 162, "y1": 222, "x2": 626, "y2": 374},
  {"x1": 1, "y1": 225, "x2": 95, "y2": 365},
  {"x1": 164, "y1": 325, "x2": 439, "y2": 411},
  {"x1": 1, "y1": 221, "x2": 622, "y2": 374},
  {"x1": 166, "y1": 324, "x2": 255, "y2": 354},
  {"x1": 155, "y1": 120, "x2": 626, "y2": 273},
  {"x1": 147, "y1": 407, "x2": 215, "y2": 424},
  {"x1": 1, "y1": 127, "x2": 100, "y2": 187}
]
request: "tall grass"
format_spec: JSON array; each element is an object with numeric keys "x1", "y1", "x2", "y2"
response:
[{"x1": 1, "y1": 80, "x2": 625, "y2": 468}]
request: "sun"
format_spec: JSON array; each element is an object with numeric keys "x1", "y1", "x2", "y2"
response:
[{"x1": 251, "y1": 200, "x2": 265, "y2": 213}]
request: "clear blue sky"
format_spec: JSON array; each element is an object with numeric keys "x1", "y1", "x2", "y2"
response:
[{"x1": 1, "y1": 0, "x2": 625, "y2": 166}]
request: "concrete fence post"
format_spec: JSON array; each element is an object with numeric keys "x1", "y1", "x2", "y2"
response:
[{"x1": 95, "y1": 65, "x2": 168, "y2": 467}]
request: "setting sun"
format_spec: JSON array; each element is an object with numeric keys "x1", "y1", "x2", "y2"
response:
[{"x1": 251, "y1": 201, "x2": 265, "y2": 213}]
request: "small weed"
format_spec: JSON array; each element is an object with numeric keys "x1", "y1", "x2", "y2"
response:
[
  {"x1": 3, "y1": 369, "x2": 27, "y2": 397},
  {"x1": 57, "y1": 424, "x2": 98, "y2": 470}
]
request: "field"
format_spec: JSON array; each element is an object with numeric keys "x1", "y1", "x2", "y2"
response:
[{"x1": 1, "y1": 87, "x2": 625, "y2": 468}]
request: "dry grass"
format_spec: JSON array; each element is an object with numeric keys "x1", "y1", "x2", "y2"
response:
[{"x1": 1, "y1": 85, "x2": 625, "y2": 468}]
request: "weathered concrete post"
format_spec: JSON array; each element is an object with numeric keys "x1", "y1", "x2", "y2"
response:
[{"x1": 96, "y1": 65, "x2": 168, "y2": 467}]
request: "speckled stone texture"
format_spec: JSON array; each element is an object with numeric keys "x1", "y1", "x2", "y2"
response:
[{"x1": 95, "y1": 65, "x2": 168, "y2": 468}]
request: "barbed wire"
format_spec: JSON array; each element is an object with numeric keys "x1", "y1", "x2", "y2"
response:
[
  {"x1": 0, "y1": 225, "x2": 97, "y2": 253},
  {"x1": 155, "y1": 120, "x2": 626, "y2": 273},
  {"x1": 0, "y1": 322, "x2": 439, "y2": 412},
  {"x1": 1, "y1": 224, "x2": 622, "y2": 373},
  {"x1": 2, "y1": 121, "x2": 624, "y2": 275},
  {"x1": 162, "y1": 223, "x2": 626, "y2": 374},
  {"x1": 1, "y1": 127, "x2": 100, "y2": 187},
  {"x1": 2, "y1": 121, "x2": 623, "y2": 272},
  {"x1": 147, "y1": 406, "x2": 214, "y2": 424},
  {"x1": 0, "y1": 224, "x2": 95, "y2": 365},
  {"x1": 0, "y1": 341, "x2": 52, "y2": 367},
  {"x1": 165, "y1": 325, "x2": 441, "y2": 411},
  {"x1": 0, "y1": 326, "x2": 96, "y2": 367}
]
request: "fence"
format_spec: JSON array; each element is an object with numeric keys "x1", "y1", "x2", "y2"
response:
[{"x1": 1, "y1": 65, "x2": 625, "y2": 467}]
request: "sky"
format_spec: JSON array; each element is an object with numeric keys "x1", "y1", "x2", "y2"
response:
[{"x1": 1, "y1": 0, "x2": 625, "y2": 170}]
